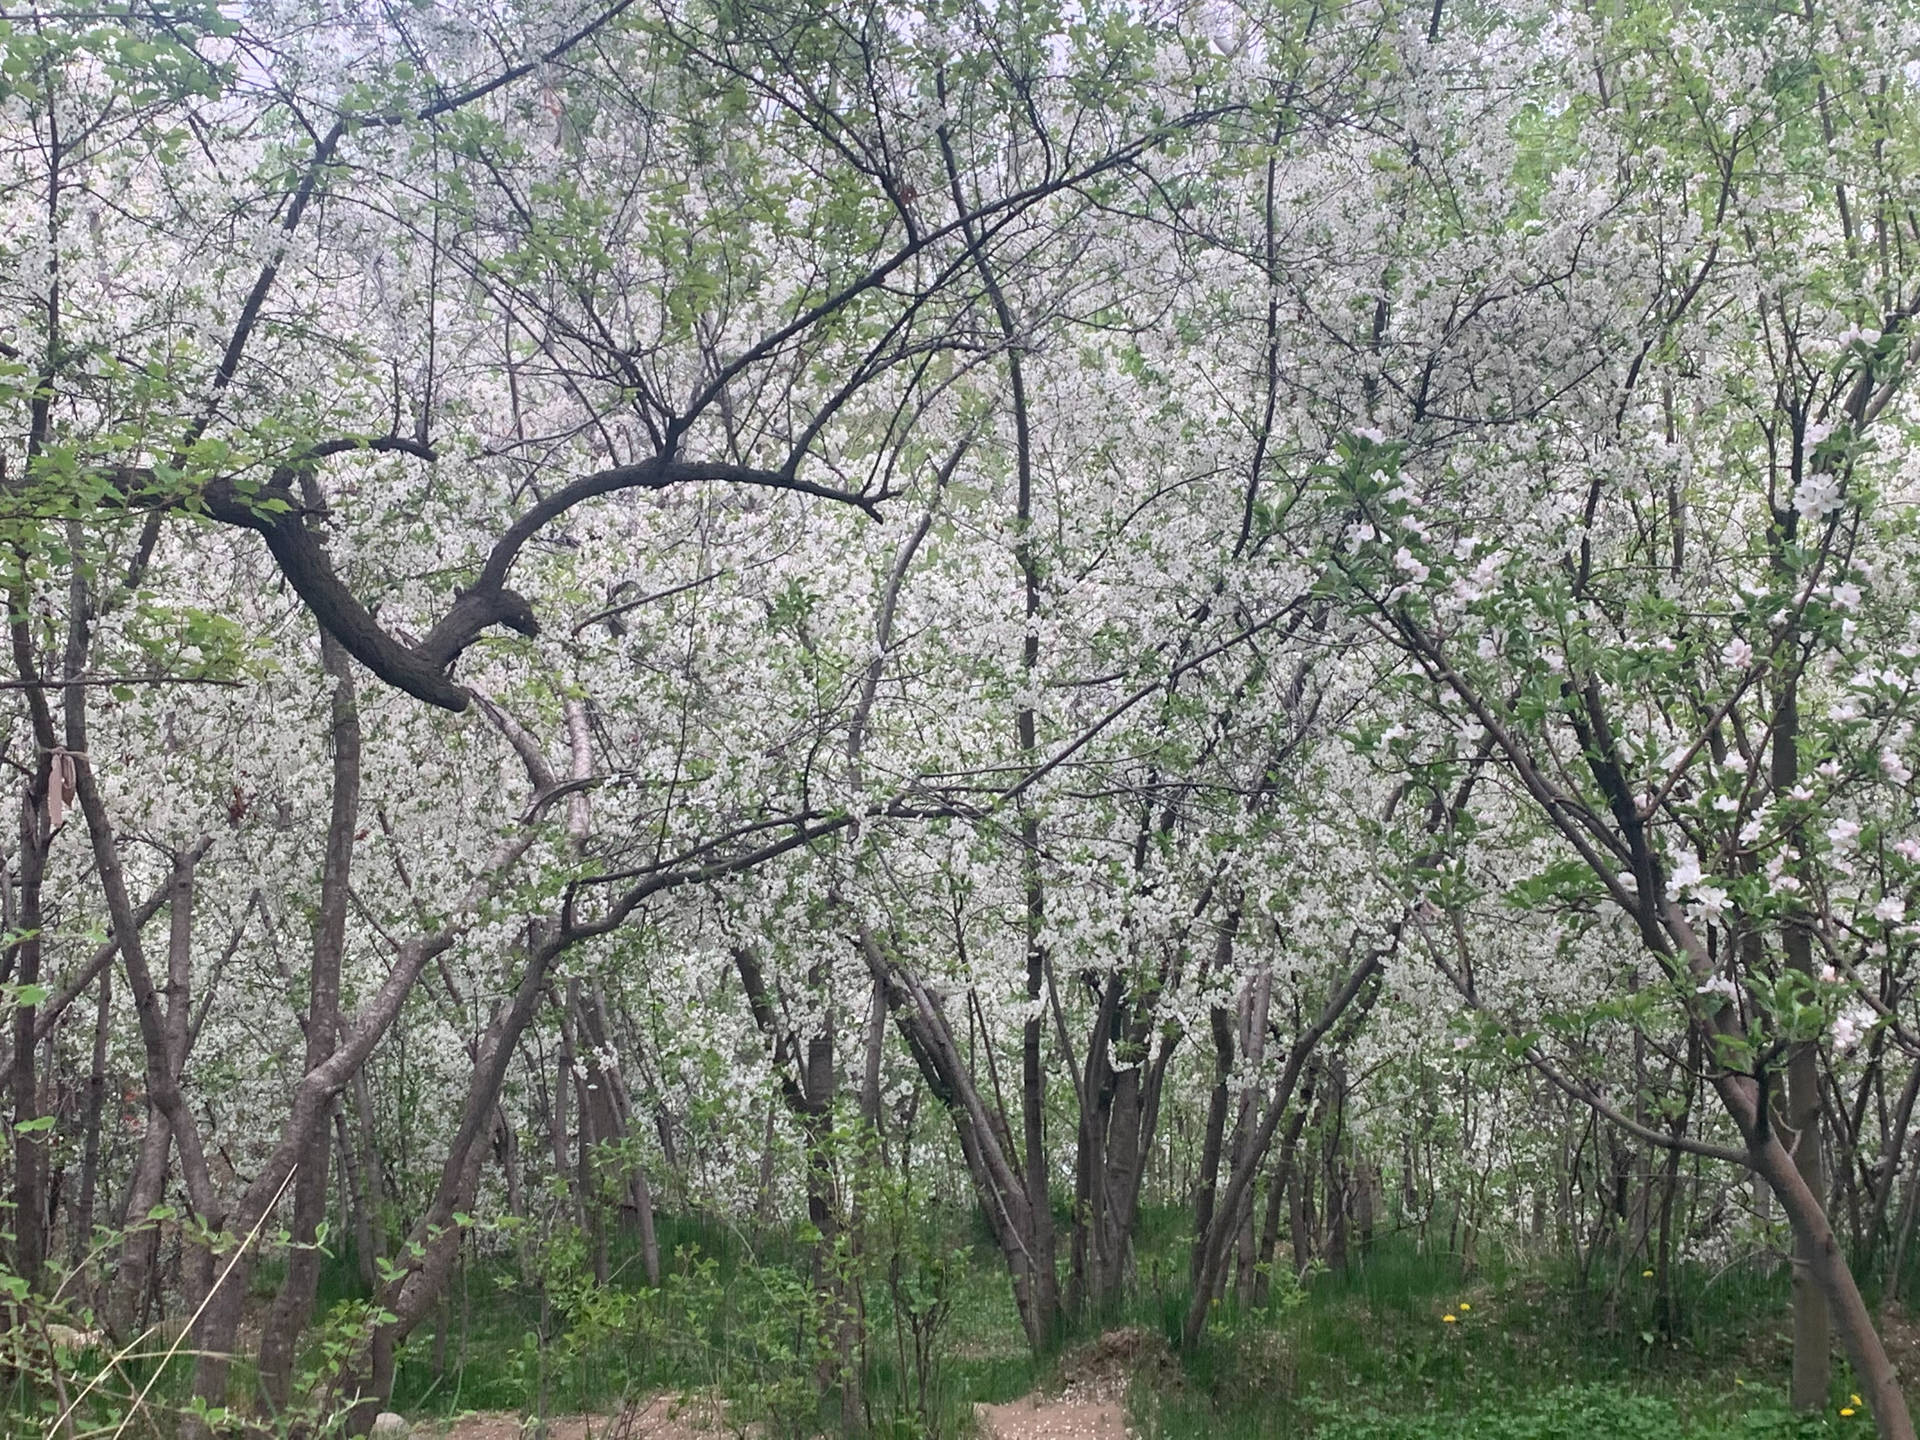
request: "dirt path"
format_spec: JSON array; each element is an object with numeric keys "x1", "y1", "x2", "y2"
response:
[
  {"x1": 413, "y1": 1329, "x2": 1163, "y2": 1440},
  {"x1": 974, "y1": 1391, "x2": 1131, "y2": 1440},
  {"x1": 972, "y1": 1326, "x2": 1164, "y2": 1440},
  {"x1": 421, "y1": 1394, "x2": 729, "y2": 1440}
]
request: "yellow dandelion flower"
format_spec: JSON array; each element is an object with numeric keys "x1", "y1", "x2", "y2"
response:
[
  {"x1": 1442, "y1": 1313, "x2": 1458, "y2": 1324},
  {"x1": 1841, "y1": 1408, "x2": 1856, "y2": 1418},
  {"x1": 1458, "y1": 1302, "x2": 1471, "y2": 1311},
  {"x1": 1642, "y1": 1269, "x2": 1654, "y2": 1277},
  {"x1": 1852, "y1": 1395, "x2": 1865, "y2": 1407}
]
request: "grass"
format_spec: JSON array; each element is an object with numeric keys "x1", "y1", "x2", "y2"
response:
[
  {"x1": 384, "y1": 1207, "x2": 1043, "y2": 1429},
  {"x1": 378, "y1": 1207, "x2": 1887, "y2": 1437},
  {"x1": 1134, "y1": 1228, "x2": 1866, "y2": 1439},
  {"x1": 28, "y1": 1206, "x2": 1892, "y2": 1438}
]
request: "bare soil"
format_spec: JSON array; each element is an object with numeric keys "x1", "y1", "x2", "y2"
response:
[
  {"x1": 973, "y1": 1327, "x2": 1167, "y2": 1440},
  {"x1": 423, "y1": 1394, "x2": 733, "y2": 1440},
  {"x1": 420, "y1": 1329, "x2": 1169, "y2": 1440}
]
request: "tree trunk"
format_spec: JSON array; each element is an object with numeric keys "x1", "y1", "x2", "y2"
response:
[
  {"x1": 1183, "y1": 944, "x2": 1386, "y2": 1349},
  {"x1": 357, "y1": 934, "x2": 558, "y2": 1426},
  {"x1": 259, "y1": 629, "x2": 360, "y2": 1411},
  {"x1": 107, "y1": 1110, "x2": 171, "y2": 1343},
  {"x1": 1720, "y1": 1068, "x2": 1912, "y2": 1440},
  {"x1": 69, "y1": 963, "x2": 112, "y2": 1265},
  {"x1": 1252, "y1": 1075, "x2": 1312, "y2": 1307},
  {"x1": 859, "y1": 931, "x2": 1054, "y2": 1351},
  {"x1": 1774, "y1": 669, "x2": 1831, "y2": 1411},
  {"x1": 1190, "y1": 1002, "x2": 1236, "y2": 1294},
  {"x1": 8, "y1": 757, "x2": 51, "y2": 1292}
]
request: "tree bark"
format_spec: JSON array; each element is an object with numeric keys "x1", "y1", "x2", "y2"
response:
[
  {"x1": 1720, "y1": 1067, "x2": 1910, "y2": 1440},
  {"x1": 859, "y1": 930, "x2": 1054, "y2": 1351},
  {"x1": 1771, "y1": 667, "x2": 1831, "y2": 1410},
  {"x1": 259, "y1": 629, "x2": 360, "y2": 1410},
  {"x1": 1184, "y1": 941, "x2": 1387, "y2": 1348},
  {"x1": 69, "y1": 962, "x2": 112, "y2": 1266}
]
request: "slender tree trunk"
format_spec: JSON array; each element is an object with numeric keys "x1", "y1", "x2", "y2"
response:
[
  {"x1": 260, "y1": 629, "x2": 360, "y2": 1410},
  {"x1": 578, "y1": 985, "x2": 658, "y2": 1284},
  {"x1": 69, "y1": 963, "x2": 112, "y2": 1266},
  {"x1": 1719, "y1": 1068, "x2": 1911, "y2": 1440},
  {"x1": 1184, "y1": 945, "x2": 1386, "y2": 1348},
  {"x1": 357, "y1": 935, "x2": 557, "y2": 1426},
  {"x1": 335, "y1": 1103, "x2": 376, "y2": 1290},
  {"x1": 1253, "y1": 1078, "x2": 1312, "y2": 1307},
  {"x1": 1866, "y1": 1057, "x2": 1920, "y2": 1277},
  {"x1": 940, "y1": 100, "x2": 1058, "y2": 1345},
  {"x1": 351, "y1": 1066, "x2": 388, "y2": 1289},
  {"x1": 860, "y1": 932, "x2": 1052, "y2": 1351},
  {"x1": 108, "y1": 1111, "x2": 171, "y2": 1342},
  {"x1": 7, "y1": 713, "x2": 52, "y2": 1293},
  {"x1": 1190, "y1": 1003, "x2": 1236, "y2": 1293},
  {"x1": 1229, "y1": 967, "x2": 1274, "y2": 1303},
  {"x1": 1774, "y1": 671, "x2": 1831, "y2": 1411},
  {"x1": 1019, "y1": 821, "x2": 1060, "y2": 1342}
]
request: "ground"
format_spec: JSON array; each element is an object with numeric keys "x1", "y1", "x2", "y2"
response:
[
  {"x1": 972, "y1": 1328, "x2": 1159, "y2": 1440},
  {"x1": 422, "y1": 1331, "x2": 1159, "y2": 1440},
  {"x1": 424, "y1": 1394, "x2": 733, "y2": 1440}
]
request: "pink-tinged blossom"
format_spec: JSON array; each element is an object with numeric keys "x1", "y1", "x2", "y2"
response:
[{"x1": 1832, "y1": 1005, "x2": 1877, "y2": 1052}]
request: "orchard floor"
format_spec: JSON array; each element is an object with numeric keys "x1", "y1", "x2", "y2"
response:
[
  {"x1": 375, "y1": 1221, "x2": 1920, "y2": 1440},
  {"x1": 426, "y1": 1390, "x2": 1134, "y2": 1440},
  {"x1": 425, "y1": 1395, "x2": 735, "y2": 1440},
  {"x1": 421, "y1": 1334, "x2": 1140, "y2": 1440}
]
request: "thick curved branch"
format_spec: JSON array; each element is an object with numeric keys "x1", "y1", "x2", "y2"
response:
[
  {"x1": 472, "y1": 457, "x2": 880, "y2": 596},
  {"x1": 189, "y1": 443, "x2": 871, "y2": 711},
  {"x1": 192, "y1": 438, "x2": 488, "y2": 709}
]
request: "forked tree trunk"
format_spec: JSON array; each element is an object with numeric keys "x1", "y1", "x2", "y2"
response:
[
  {"x1": 357, "y1": 933, "x2": 557, "y2": 1426},
  {"x1": 1252, "y1": 1084, "x2": 1313, "y2": 1307},
  {"x1": 1184, "y1": 944, "x2": 1387, "y2": 1349},
  {"x1": 860, "y1": 930, "x2": 1056, "y2": 1351}
]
